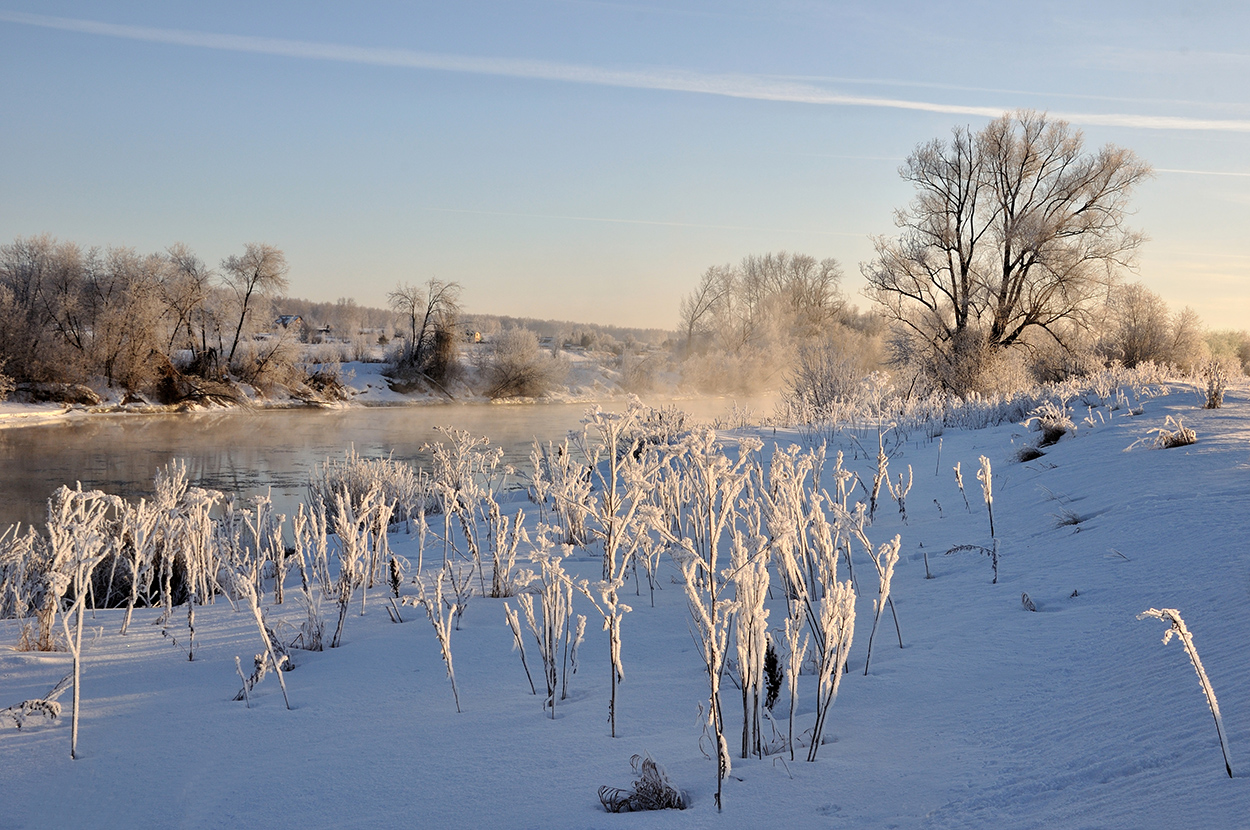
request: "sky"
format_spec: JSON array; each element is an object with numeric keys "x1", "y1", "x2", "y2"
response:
[{"x1": 1, "y1": 1, "x2": 1248, "y2": 331}]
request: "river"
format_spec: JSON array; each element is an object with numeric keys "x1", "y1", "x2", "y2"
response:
[{"x1": 0, "y1": 395, "x2": 778, "y2": 528}]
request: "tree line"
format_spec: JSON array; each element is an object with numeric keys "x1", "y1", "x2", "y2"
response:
[
  {"x1": 678, "y1": 109, "x2": 1249, "y2": 397},
  {"x1": 0, "y1": 236, "x2": 292, "y2": 397}
]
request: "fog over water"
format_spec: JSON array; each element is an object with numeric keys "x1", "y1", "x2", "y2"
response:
[{"x1": 0, "y1": 395, "x2": 778, "y2": 528}]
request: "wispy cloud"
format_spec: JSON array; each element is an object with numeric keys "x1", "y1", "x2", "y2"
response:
[
  {"x1": 419, "y1": 206, "x2": 863, "y2": 236},
  {"x1": 1156, "y1": 167, "x2": 1250, "y2": 177},
  {"x1": 5, "y1": 10, "x2": 1250, "y2": 133}
]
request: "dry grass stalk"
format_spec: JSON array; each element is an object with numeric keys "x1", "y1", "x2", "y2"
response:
[{"x1": 1138, "y1": 607, "x2": 1233, "y2": 778}]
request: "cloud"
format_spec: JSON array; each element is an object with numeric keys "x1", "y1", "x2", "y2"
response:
[{"x1": 5, "y1": 10, "x2": 1250, "y2": 133}]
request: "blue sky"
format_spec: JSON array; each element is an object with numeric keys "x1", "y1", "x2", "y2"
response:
[{"x1": 2, "y1": 2, "x2": 1248, "y2": 330}]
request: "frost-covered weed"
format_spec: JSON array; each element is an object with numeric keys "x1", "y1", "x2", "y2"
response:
[
  {"x1": 1130, "y1": 416, "x2": 1197, "y2": 450},
  {"x1": 329, "y1": 487, "x2": 380, "y2": 648},
  {"x1": 945, "y1": 542, "x2": 1000, "y2": 584},
  {"x1": 731, "y1": 523, "x2": 770, "y2": 759},
  {"x1": 574, "y1": 401, "x2": 672, "y2": 738},
  {"x1": 510, "y1": 528, "x2": 585, "y2": 716},
  {"x1": 116, "y1": 498, "x2": 159, "y2": 635},
  {"x1": 755, "y1": 443, "x2": 859, "y2": 763},
  {"x1": 426, "y1": 426, "x2": 512, "y2": 595},
  {"x1": 0, "y1": 524, "x2": 42, "y2": 634},
  {"x1": 953, "y1": 462, "x2": 970, "y2": 512},
  {"x1": 310, "y1": 448, "x2": 430, "y2": 529},
  {"x1": 861, "y1": 533, "x2": 901, "y2": 676},
  {"x1": 485, "y1": 501, "x2": 527, "y2": 598},
  {"x1": 235, "y1": 578, "x2": 292, "y2": 710},
  {"x1": 528, "y1": 439, "x2": 591, "y2": 546},
  {"x1": 599, "y1": 753, "x2": 686, "y2": 812},
  {"x1": 46, "y1": 485, "x2": 122, "y2": 758},
  {"x1": 664, "y1": 427, "x2": 759, "y2": 806},
  {"x1": 1139, "y1": 608, "x2": 1233, "y2": 778},
  {"x1": 1202, "y1": 360, "x2": 1229, "y2": 409},
  {"x1": 406, "y1": 566, "x2": 462, "y2": 712},
  {"x1": 977, "y1": 456, "x2": 995, "y2": 538},
  {"x1": 1024, "y1": 400, "x2": 1076, "y2": 447},
  {"x1": 886, "y1": 464, "x2": 913, "y2": 523},
  {"x1": 0, "y1": 673, "x2": 70, "y2": 729}
]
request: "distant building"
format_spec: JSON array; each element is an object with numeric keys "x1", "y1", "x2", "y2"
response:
[{"x1": 275, "y1": 315, "x2": 304, "y2": 329}]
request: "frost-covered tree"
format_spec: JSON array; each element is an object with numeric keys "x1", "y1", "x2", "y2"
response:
[{"x1": 865, "y1": 111, "x2": 1151, "y2": 392}]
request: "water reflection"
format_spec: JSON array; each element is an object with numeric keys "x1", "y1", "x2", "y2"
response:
[{"x1": 0, "y1": 395, "x2": 777, "y2": 528}]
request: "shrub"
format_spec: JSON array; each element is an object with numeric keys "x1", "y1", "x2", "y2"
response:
[
  {"x1": 1203, "y1": 359, "x2": 1231, "y2": 409},
  {"x1": 479, "y1": 328, "x2": 567, "y2": 398},
  {"x1": 0, "y1": 359, "x2": 14, "y2": 401}
]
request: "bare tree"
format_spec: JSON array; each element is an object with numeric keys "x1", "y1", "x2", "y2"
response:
[
  {"x1": 220, "y1": 243, "x2": 289, "y2": 366},
  {"x1": 388, "y1": 279, "x2": 461, "y2": 387},
  {"x1": 864, "y1": 110, "x2": 1151, "y2": 388},
  {"x1": 1103, "y1": 282, "x2": 1171, "y2": 367},
  {"x1": 679, "y1": 265, "x2": 732, "y2": 353},
  {"x1": 388, "y1": 280, "x2": 460, "y2": 366},
  {"x1": 85, "y1": 247, "x2": 168, "y2": 389},
  {"x1": 162, "y1": 243, "x2": 213, "y2": 355},
  {"x1": 0, "y1": 235, "x2": 91, "y2": 382}
]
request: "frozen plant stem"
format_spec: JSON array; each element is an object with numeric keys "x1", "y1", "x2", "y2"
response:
[
  {"x1": 1138, "y1": 608, "x2": 1233, "y2": 778},
  {"x1": 954, "y1": 462, "x2": 970, "y2": 512},
  {"x1": 976, "y1": 456, "x2": 994, "y2": 538},
  {"x1": 241, "y1": 581, "x2": 291, "y2": 710}
]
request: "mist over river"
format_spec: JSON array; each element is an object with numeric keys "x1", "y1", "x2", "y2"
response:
[{"x1": 0, "y1": 395, "x2": 778, "y2": 528}]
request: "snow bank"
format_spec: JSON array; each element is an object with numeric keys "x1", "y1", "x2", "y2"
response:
[{"x1": 2, "y1": 384, "x2": 1249, "y2": 828}]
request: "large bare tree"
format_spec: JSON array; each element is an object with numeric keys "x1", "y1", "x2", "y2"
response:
[
  {"x1": 221, "y1": 243, "x2": 289, "y2": 366},
  {"x1": 863, "y1": 110, "x2": 1151, "y2": 386}
]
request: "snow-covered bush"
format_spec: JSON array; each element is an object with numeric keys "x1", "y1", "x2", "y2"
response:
[
  {"x1": 478, "y1": 327, "x2": 568, "y2": 398},
  {"x1": 310, "y1": 448, "x2": 429, "y2": 530},
  {"x1": 1203, "y1": 359, "x2": 1230, "y2": 409}
]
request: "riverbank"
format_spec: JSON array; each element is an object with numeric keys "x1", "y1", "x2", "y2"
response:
[{"x1": 0, "y1": 357, "x2": 755, "y2": 430}]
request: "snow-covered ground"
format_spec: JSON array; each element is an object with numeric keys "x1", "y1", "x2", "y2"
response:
[{"x1": 2, "y1": 383, "x2": 1248, "y2": 829}]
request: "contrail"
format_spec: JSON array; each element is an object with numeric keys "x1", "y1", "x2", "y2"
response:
[
  {"x1": 5, "y1": 10, "x2": 1250, "y2": 133},
  {"x1": 419, "y1": 206, "x2": 865, "y2": 236},
  {"x1": 1156, "y1": 168, "x2": 1250, "y2": 177}
]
